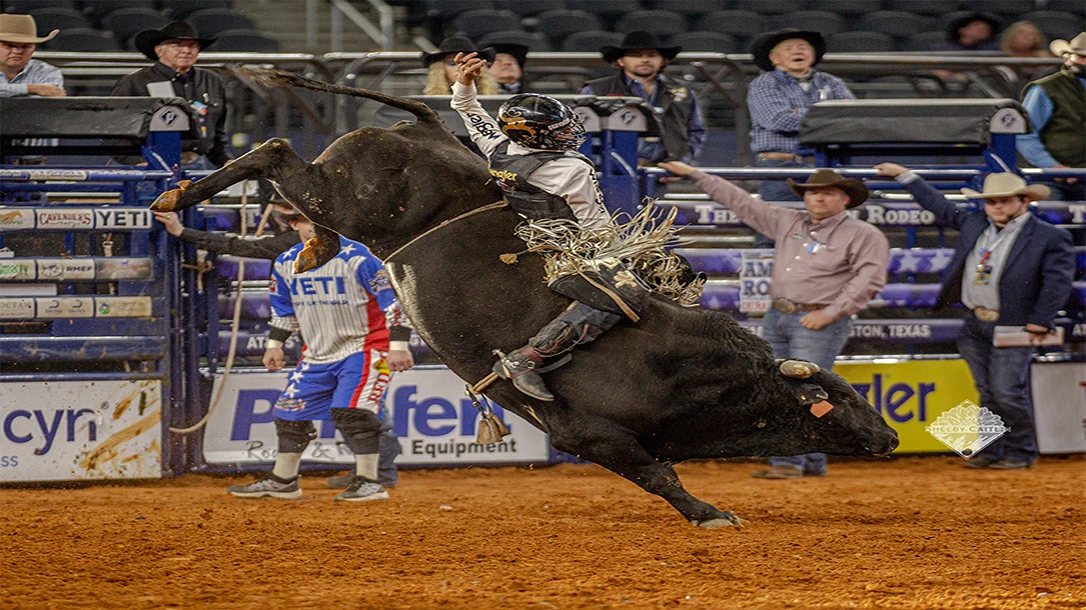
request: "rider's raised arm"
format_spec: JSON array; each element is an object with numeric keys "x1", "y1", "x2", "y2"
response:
[{"x1": 450, "y1": 81, "x2": 507, "y2": 156}]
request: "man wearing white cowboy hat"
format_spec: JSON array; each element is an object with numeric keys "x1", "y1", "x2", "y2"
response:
[
  {"x1": 1016, "y1": 32, "x2": 1085, "y2": 201},
  {"x1": 875, "y1": 162, "x2": 1075, "y2": 470},
  {"x1": 580, "y1": 31, "x2": 705, "y2": 167},
  {"x1": 110, "y1": 21, "x2": 230, "y2": 168},
  {"x1": 660, "y1": 160, "x2": 889, "y2": 479},
  {"x1": 0, "y1": 14, "x2": 64, "y2": 98}
]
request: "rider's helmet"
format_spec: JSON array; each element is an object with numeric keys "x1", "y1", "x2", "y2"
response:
[{"x1": 496, "y1": 94, "x2": 588, "y2": 151}]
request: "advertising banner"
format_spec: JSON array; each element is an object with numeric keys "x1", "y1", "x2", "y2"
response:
[
  {"x1": 1031, "y1": 362, "x2": 1086, "y2": 454},
  {"x1": 738, "y1": 249, "x2": 774, "y2": 314},
  {"x1": 835, "y1": 359, "x2": 980, "y2": 453},
  {"x1": 203, "y1": 367, "x2": 551, "y2": 466},
  {"x1": 0, "y1": 379, "x2": 162, "y2": 482}
]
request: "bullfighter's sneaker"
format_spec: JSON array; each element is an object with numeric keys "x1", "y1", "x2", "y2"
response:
[
  {"x1": 334, "y1": 477, "x2": 390, "y2": 502},
  {"x1": 326, "y1": 473, "x2": 397, "y2": 489},
  {"x1": 227, "y1": 474, "x2": 302, "y2": 499},
  {"x1": 493, "y1": 346, "x2": 554, "y2": 401}
]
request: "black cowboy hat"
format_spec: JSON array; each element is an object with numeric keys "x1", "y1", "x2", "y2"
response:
[
  {"x1": 945, "y1": 11, "x2": 1002, "y2": 42},
  {"x1": 133, "y1": 21, "x2": 216, "y2": 61},
  {"x1": 422, "y1": 36, "x2": 495, "y2": 67},
  {"x1": 490, "y1": 42, "x2": 530, "y2": 69},
  {"x1": 751, "y1": 29, "x2": 826, "y2": 72},
  {"x1": 600, "y1": 31, "x2": 681, "y2": 64},
  {"x1": 787, "y1": 169, "x2": 869, "y2": 209}
]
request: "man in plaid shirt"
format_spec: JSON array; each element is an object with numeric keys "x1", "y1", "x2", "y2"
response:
[{"x1": 747, "y1": 29, "x2": 853, "y2": 246}]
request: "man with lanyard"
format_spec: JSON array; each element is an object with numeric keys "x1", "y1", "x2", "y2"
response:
[
  {"x1": 452, "y1": 51, "x2": 657, "y2": 402},
  {"x1": 747, "y1": 29, "x2": 853, "y2": 246},
  {"x1": 1016, "y1": 32, "x2": 1086, "y2": 202},
  {"x1": 876, "y1": 163, "x2": 1075, "y2": 470},
  {"x1": 227, "y1": 212, "x2": 414, "y2": 501},
  {"x1": 111, "y1": 21, "x2": 230, "y2": 169},
  {"x1": 660, "y1": 160, "x2": 889, "y2": 480},
  {"x1": 580, "y1": 31, "x2": 705, "y2": 169}
]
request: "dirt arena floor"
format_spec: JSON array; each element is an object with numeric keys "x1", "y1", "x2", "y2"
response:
[{"x1": 1, "y1": 456, "x2": 1083, "y2": 610}]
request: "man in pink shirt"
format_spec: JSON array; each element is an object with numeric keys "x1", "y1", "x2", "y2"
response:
[{"x1": 660, "y1": 161, "x2": 890, "y2": 479}]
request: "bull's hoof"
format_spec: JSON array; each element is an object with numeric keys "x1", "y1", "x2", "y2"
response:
[
  {"x1": 692, "y1": 513, "x2": 743, "y2": 529},
  {"x1": 149, "y1": 180, "x2": 192, "y2": 212}
]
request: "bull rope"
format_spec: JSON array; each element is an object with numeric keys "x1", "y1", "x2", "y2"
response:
[
  {"x1": 381, "y1": 200, "x2": 508, "y2": 264},
  {"x1": 170, "y1": 183, "x2": 274, "y2": 435}
]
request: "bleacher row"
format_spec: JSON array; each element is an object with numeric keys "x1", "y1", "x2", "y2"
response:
[
  {"x1": 2, "y1": 0, "x2": 280, "y2": 52},
  {"x1": 415, "y1": 0, "x2": 1086, "y2": 53}
]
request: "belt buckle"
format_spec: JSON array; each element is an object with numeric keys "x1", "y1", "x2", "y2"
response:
[
  {"x1": 974, "y1": 307, "x2": 1000, "y2": 322},
  {"x1": 773, "y1": 298, "x2": 797, "y2": 315}
]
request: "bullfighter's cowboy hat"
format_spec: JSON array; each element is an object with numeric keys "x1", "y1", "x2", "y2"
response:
[
  {"x1": 1050, "y1": 32, "x2": 1086, "y2": 57},
  {"x1": 0, "y1": 14, "x2": 58, "y2": 44},
  {"x1": 422, "y1": 36, "x2": 495, "y2": 67},
  {"x1": 600, "y1": 31, "x2": 681, "y2": 64},
  {"x1": 751, "y1": 29, "x2": 826, "y2": 72},
  {"x1": 134, "y1": 21, "x2": 216, "y2": 61},
  {"x1": 961, "y1": 173, "x2": 1050, "y2": 201},
  {"x1": 787, "y1": 169, "x2": 869, "y2": 209},
  {"x1": 489, "y1": 42, "x2": 530, "y2": 69}
]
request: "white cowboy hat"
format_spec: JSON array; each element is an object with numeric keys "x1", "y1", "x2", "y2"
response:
[
  {"x1": 961, "y1": 173, "x2": 1050, "y2": 200},
  {"x1": 1050, "y1": 32, "x2": 1086, "y2": 57},
  {"x1": 0, "y1": 14, "x2": 58, "y2": 45}
]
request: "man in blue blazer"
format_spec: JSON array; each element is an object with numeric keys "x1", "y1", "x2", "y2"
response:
[{"x1": 876, "y1": 163, "x2": 1076, "y2": 469}]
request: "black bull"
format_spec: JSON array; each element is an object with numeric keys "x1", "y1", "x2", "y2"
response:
[{"x1": 153, "y1": 69, "x2": 899, "y2": 528}]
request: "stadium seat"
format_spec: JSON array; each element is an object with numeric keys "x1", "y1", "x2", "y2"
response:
[
  {"x1": 42, "y1": 28, "x2": 120, "y2": 51},
  {"x1": 423, "y1": 0, "x2": 495, "y2": 18},
  {"x1": 478, "y1": 30, "x2": 552, "y2": 51},
  {"x1": 1020, "y1": 11, "x2": 1085, "y2": 41},
  {"x1": 213, "y1": 29, "x2": 280, "y2": 52},
  {"x1": 560, "y1": 30, "x2": 623, "y2": 52},
  {"x1": 886, "y1": 0, "x2": 955, "y2": 16},
  {"x1": 702, "y1": 11, "x2": 766, "y2": 40},
  {"x1": 161, "y1": 0, "x2": 236, "y2": 19},
  {"x1": 775, "y1": 10, "x2": 847, "y2": 36},
  {"x1": 858, "y1": 11, "x2": 931, "y2": 38},
  {"x1": 614, "y1": 10, "x2": 687, "y2": 37},
  {"x1": 813, "y1": 0, "x2": 883, "y2": 16},
  {"x1": 904, "y1": 31, "x2": 950, "y2": 52},
  {"x1": 968, "y1": 0, "x2": 1036, "y2": 16},
  {"x1": 451, "y1": 9, "x2": 522, "y2": 40},
  {"x1": 496, "y1": 0, "x2": 566, "y2": 17},
  {"x1": 26, "y1": 8, "x2": 91, "y2": 33},
  {"x1": 745, "y1": 0, "x2": 807, "y2": 14},
  {"x1": 646, "y1": 0, "x2": 722, "y2": 16},
  {"x1": 83, "y1": 0, "x2": 157, "y2": 16},
  {"x1": 6, "y1": 0, "x2": 80, "y2": 10},
  {"x1": 186, "y1": 8, "x2": 255, "y2": 38},
  {"x1": 566, "y1": 0, "x2": 642, "y2": 16},
  {"x1": 101, "y1": 8, "x2": 169, "y2": 50},
  {"x1": 534, "y1": 10, "x2": 602, "y2": 40},
  {"x1": 1044, "y1": 0, "x2": 1086, "y2": 14},
  {"x1": 669, "y1": 31, "x2": 736, "y2": 53},
  {"x1": 827, "y1": 32, "x2": 897, "y2": 53}
]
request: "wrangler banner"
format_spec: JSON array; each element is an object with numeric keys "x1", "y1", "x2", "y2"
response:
[{"x1": 835, "y1": 359, "x2": 980, "y2": 453}]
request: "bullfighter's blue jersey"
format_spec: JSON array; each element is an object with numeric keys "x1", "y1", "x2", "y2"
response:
[{"x1": 269, "y1": 236, "x2": 406, "y2": 365}]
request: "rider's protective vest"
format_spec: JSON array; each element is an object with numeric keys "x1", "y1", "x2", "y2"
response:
[{"x1": 488, "y1": 140, "x2": 591, "y2": 222}]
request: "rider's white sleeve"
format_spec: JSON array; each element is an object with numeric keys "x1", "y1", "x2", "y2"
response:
[{"x1": 451, "y1": 82, "x2": 507, "y2": 156}]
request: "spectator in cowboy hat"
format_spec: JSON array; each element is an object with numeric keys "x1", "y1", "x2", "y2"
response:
[
  {"x1": 489, "y1": 42, "x2": 529, "y2": 94},
  {"x1": 580, "y1": 31, "x2": 705, "y2": 167},
  {"x1": 1017, "y1": 32, "x2": 1086, "y2": 201},
  {"x1": 661, "y1": 161, "x2": 889, "y2": 479},
  {"x1": 876, "y1": 163, "x2": 1075, "y2": 470},
  {"x1": 0, "y1": 14, "x2": 64, "y2": 98},
  {"x1": 746, "y1": 28, "x2": 853, "y2": 246},
  {"x1": 422, "y1": 36, "x2": 498, "y2": 95},
  {"x1": 110, "y1": 21, "x2": 230, "y2": 168}
]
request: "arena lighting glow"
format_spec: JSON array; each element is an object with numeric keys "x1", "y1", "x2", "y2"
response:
[{"x1": 872, "y1": 358, "x2": 904, "y2": 365}]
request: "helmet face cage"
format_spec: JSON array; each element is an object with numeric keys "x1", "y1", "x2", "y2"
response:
[{"x1": 498, "y1": 94, "x2": 588, "y2": 151}]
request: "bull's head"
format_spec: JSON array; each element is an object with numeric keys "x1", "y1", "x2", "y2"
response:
[{"x1": 777, "y1": 370, "x2": 900, "y2": 457}]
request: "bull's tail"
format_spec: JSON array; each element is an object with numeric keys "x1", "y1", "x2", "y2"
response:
[{"x1": 234, "y1": 67, "x2": 439, "y2": 123}]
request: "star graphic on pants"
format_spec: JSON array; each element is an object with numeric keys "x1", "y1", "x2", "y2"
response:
[
  {"x1": 289, "y1": 370, "x2": 305, "y2": 384},
  {"x1": 300, "y1": 361, "x2": 311, "y2": 371},
  {"x1": 340, "y1": 243, "x2": 357, "y2": 256},
  {"x1": 283, "y1": 383, "x2": 300, "y2": 398}
]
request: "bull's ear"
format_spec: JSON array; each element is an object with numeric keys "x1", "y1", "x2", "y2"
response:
[{"x1": 294, "y1": 224, "x2": 341, "y2": 273}]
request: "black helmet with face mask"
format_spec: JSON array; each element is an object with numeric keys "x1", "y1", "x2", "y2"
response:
[{"x1": 497, "y1": 94, "x2": 588, "y2": 151}]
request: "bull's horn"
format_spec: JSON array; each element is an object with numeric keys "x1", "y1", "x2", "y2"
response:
[{"x1": 779, "y1": 359, "x2": 820, "y2": 379}]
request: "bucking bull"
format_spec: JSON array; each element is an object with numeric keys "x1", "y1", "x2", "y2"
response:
[{"x1": 153, "y1": 69, "x2": 898, "y2": 528}]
